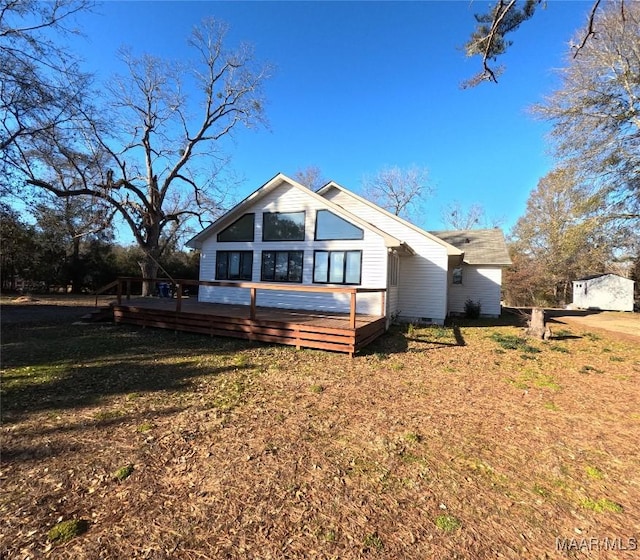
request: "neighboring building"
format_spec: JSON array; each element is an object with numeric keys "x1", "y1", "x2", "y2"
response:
[
  {"x1": 572, "y1": 274, "x2": 635, "y2": 312},
  {"x1": 186, "y1": 173, "x2": 512, "y2": 324}
]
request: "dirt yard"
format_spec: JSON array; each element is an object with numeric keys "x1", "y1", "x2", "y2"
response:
[
  {"x1": 1, "y1": 297, "x2": 639, "y2": 559},
  {"x1": 549, "y1": 310, "x2": 640, "y2": 343}
]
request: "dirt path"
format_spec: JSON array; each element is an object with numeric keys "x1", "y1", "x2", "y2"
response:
[{"x1": 548, "y1": 310, "x2": 640, "y2": 343}]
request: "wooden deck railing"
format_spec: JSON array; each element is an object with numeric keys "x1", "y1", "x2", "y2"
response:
[{"x1": 100, "y1": 277, "x2": 386, "y2": 329}]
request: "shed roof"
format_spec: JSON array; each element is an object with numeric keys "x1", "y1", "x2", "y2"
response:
[{"x1": 430, "y1": 229, "x2": 512, "y2": 266}]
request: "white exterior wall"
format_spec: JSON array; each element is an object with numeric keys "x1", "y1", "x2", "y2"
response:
[
  {"x1": 323, "y1": 189, "x2": 449, "y2": 324},
  {"x1": 448, "y1": 265, "x2": 503, "y2": 317},
  {"x1": 572, "y1": 275, "x2": 634, "y2": 312},
  {"x1": 198, "y1": 182, "x2": 388, "y2": 315}
]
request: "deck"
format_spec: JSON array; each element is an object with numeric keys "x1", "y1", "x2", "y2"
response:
[{"x1": 105, "y1": 278, "x2": 388, "y2": 356}]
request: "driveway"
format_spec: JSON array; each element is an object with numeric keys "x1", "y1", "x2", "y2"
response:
[{"x1": 547, "y1": 310, "x2": 640, "y2": 342}]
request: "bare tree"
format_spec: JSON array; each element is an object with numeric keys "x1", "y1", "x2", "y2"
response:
[
  {"x1": 361, "y1": 165, "x2": 433, "y2": 220},
  {"x1": 292, "y1": 165, "x2": 326, "y2": 191},
  {"x1": 9, "y1": 18, "x2": 271, "y2": 295},
  {"x1": 0, "y1": 0, "x2": 92, "y2": 157},
  {"x1": 440, "y1": 201, "x2": 505, "y2": 230},
  {"x1": 533, "y1": 0, "x2": 640, "y2": 223}
]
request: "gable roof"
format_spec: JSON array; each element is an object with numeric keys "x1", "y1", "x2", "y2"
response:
[
  {"x1": 574, "y1": 273, "x2": 634, "y2": 283},
  {"x1": 317, "y1": 182, "x2": 463, "y2": 257},
  {"x1": 185, "y1": 173, "x2": 409, "y2": 251},
  {"x1": 429, "y1": 229, "x2": 512, "y2": 266}
]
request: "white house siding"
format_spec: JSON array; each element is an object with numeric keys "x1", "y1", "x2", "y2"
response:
[
  {"x1": 198, "y1": 182, "x2": 388, "y2": 315},
  {"x1": 322, "y1": 188, "x2": 449, "y2": 324},
  {"x1": 447, "y1": 265, "x2": 503, "y2": 317},
  {"x1": 572, "y1": 275, "x2": 634, "y2": 312}
]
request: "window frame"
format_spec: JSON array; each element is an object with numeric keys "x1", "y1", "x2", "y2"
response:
[
  {"x1": 260, "y1": 250, "x2": 304, "y2": 283},
  {"x1": 312, "y1": 250, "x2": 362, "y2": 285},
  {"x1": 215, "y1": 250, "x2": 253, "y2": 281},
  {"x1": 262, "y1": 211, "x2": 306, "y2": 242},
  {"x1": 216, "y1": 213, "x2": 255, "y2": 242},
  {"x1": 452, "y1": 267, "x2": 463, "y2": 285},
  {"x1": 314, "y1": 209, "x2": 364, "y2": 241}
]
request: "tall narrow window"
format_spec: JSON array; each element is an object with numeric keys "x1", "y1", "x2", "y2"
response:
[
  {"x1": 315, "y1": 209, "x2": 364, "y2": 240},
  {"x1": 216, "y1": 251, "x2": 253, "y2": 280},
  {"x1": 313, "y1": 250, "x2": 362, "y2": 285},
  {"x1": 261, "y1": 251, "x2": 303, "y2": 283},
  {"x1": 262, "y1": 212, "x2": 305, "y2": 241},
  {"x1": 452, "y1": 267, "x2": 462, "y2": 285},
  {"x1": 389, "y1": 253, "x2": 399, "y2": 287},
  {"x1": 217, "y1": 214, "x2": 255, "y2": 242}
]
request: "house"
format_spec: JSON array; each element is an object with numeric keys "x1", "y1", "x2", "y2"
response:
[
  {"x1": 572, "y1": 274, "x2": 635, "y2": 312},
  {"x1": 186, "y1": 173, "x2": 511, "y2": 325},
  {"x1": 429, "y1": 230, "x2": 512, "y2": 317}
]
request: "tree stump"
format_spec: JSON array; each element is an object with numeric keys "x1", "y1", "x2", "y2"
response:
[{"x1": 526, "y1": 307, "x2": 552, "y2": 340}]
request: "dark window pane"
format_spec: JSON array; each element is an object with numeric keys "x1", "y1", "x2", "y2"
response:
[
  {"x1": 216, "y1": 254, "x2": 228, "y2": 279},
  {"x1": 217, "y1": 214, "x2": 255, "y2": 242},
  {"x1": 261, "y1": 251, "x2": 275, "y2": 281},
  {"x1": 263, "y1": 212, "x2": 305, "y2": 241},
  {"x1": 275, "y1": 252, "x2": 289, "y2": 281},
  {"x1": 289, "y1": 252, "x2": 303, "y2": 282},
  {"x1": 240, "y1": 253, "x2": 253, "y2": 280},
  {"x1": 215, "y1": 251, "x2": 252, "y2": 280},
  {"x1": 228, "y1": 252, "x2": 240, "y2": 278},
  {"x1": 316, "y1": 210, "x2": 364, "y2": 240}
]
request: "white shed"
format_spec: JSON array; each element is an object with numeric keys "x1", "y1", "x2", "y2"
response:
[{"x1": 572, "y1": 274, "x2": 635, "y2": 312}]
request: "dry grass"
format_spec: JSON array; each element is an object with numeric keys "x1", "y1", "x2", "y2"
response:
[{"x1": 1, "y1": 299, "x2": 639, "y2": 559}]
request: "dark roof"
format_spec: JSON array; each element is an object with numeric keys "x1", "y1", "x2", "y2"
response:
[{"x1": 430, "y1": 229, "x2": 512, "y2": 266}]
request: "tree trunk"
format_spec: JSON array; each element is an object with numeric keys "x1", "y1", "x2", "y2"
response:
[
  {"x1": 526, "y1": 307, "x2": 552, "y2": 340},
  {"x1": 70, "y1": 236, "x2": 82, "y2": 294},
  {"x1": 139, "y1": 256, "x2": 159, "y2": 297}
]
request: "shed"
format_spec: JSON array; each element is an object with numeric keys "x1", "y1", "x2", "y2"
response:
[{"x1": 572, "y1": 274, "x2": 635, "y2": 312}]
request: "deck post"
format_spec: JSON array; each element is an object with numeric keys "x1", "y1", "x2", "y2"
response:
[
  {"x1": 126, "y1": 279, "x2": 131, "y2": 301},
  {"x1": 176, "y1": 284, "x2": 182, "y2": 313},
  {"x1": 117, "y1": 279, "x2": 122, "y2": 306},
  {"x1": 250, "y1": 287, "x2": 256, "y2": 320},
  {"x1": 349, "y1": 291, "x2": 356, "y2": 329},
  {"x1": 380, "y1": 290, "x2": 386, "y2": 317}
]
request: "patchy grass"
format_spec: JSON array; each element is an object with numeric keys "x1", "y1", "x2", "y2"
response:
[{"x1": 1, "y1": 299, "x2": 639, "y2": 559}]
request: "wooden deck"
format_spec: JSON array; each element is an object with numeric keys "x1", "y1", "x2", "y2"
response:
[{"x1": 111, "y1": 297, "x2": 387, "y2": 356}]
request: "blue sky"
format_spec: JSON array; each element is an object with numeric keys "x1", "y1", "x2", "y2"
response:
[{"x1": 72, "y1": 0, "x2": 592, "y2": 238}]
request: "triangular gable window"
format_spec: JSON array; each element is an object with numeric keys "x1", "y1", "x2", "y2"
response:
[
  {"x1": 217, "y1": 214, "x2": 255, "y2": 242},
  {"x1": 315, "y1": 209, "x2": 364, "y2": 240}
]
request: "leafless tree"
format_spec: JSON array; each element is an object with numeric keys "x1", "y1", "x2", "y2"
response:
[
  {"x1": 533, "y1": 0, "x2": 640, "y2": 223},
  {"x1": 0, "y1": 0, "x2": 92, "y2": 157},
  {"x1": 9, "y1": 18, "x2": 272, "y2": 295},
  {"x1": 440, "y1": 201, "x2": 504, "y2": 230},
  {"x1": 292, "y1": 165, "x2": 327, "y2": 191},
  {"x1": 361, "y1": 165, "x2": 433, "y2": 220}
]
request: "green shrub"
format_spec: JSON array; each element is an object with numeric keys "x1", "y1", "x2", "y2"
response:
[{"x1": 464, "y1": 299, "x2": 481, "y2": 319}]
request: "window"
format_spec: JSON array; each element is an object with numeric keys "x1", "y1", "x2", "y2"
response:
[
  {"x1": 315, "y1": 209, "x2": 364, "y2": 240},
  {"x1": 389, "y1": 253, "x2": 399, "y2": 287},
  {"x1": 217, "y1": 214, "x2": 255, "y2": 242},
  {"x1": 261, "y1": 251, "x2": 303, "y2": 283},
  {"x1": 216, "y1": 251, "x2": 253, "y2": 280},
  {"x1": 313, "y1": 250, "x2": 362, "y2": 285},
  {"x1": 262, "y1": 212, "x2": 305, "y2": 241},
  {"x1": 452, "y1": 267, "x2": 462, "y2": 285}
]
